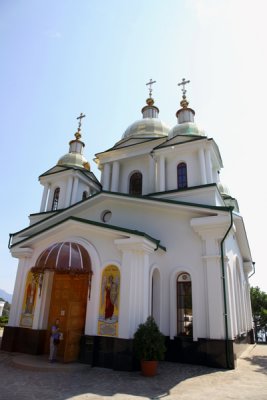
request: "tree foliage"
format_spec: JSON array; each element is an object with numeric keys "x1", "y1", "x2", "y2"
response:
[
  {"x1": 133, "y1": 316, "x2": 166, "y2": 361},
  {"x1": 250, "y1": 286, "x2": 267, "y2": 329}
]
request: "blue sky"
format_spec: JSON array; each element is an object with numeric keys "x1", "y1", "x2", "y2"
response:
[{"x1": 1, "y1": 0, "x2": 267, "y2": 294}]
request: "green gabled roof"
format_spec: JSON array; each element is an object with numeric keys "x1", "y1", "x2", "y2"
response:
[
  {"x1": 39, "y1": 165, "x2": 101, "y2": 186},
  {"x1": 95, "y1": 136, "x2": 165, "y2": 155},
  {"x1": 100, "y1": 190, "x2": 230, "y2": 212},
  {"x1": 10, "y1": 216, "x2": 166, "y2": 252},
  {"x1": 153, "y1": 135, "x2": 206, "y2": 150},
  {"x1": 147, "y1": 183, "x2": 218, "y2": 196}
]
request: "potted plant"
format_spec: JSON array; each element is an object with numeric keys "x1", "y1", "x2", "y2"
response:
[{"x1": 133, "y1": 316, "x2": 166, "y2": 376}]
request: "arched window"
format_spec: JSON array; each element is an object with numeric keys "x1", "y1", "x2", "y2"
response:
[
  {"x1": 129, "y1": 172, "x2": 142, "y2": 195},
  {"x1": 177, "y1": 162, "x2": 187, "y2": 189},
  {"x1": 82, "y1": 191, "x2": 88, "y2": 200},
  {"x1": 177, "y1": 273, "x2": 193, "y2": 336},
  {"x1": 52, "y1": 188, "x2": 60, "y2": 211}
]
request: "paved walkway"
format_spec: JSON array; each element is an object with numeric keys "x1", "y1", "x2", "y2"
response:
[{"x1": 0, "y1": 331, "x2": 266, "y2": 400}]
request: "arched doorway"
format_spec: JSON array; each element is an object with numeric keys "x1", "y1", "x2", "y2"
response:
[{"x1": 31, "y1": 242, "x2": 92, "y2": 362}]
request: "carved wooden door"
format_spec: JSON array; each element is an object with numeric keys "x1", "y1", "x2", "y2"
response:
[{"x1": 47, "y1": 273, "x2": 89, "y2": 362}]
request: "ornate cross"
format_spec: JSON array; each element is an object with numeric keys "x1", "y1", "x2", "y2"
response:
[
  {"x1": 178, "y1": 78, "x2": 190, "y2": 96},
  {"x1": 76, "y1": 112, "x2": 86, "y2": 133},
  {"x1": 146, "y1": 78, "x2": 156, "y2": 98}
]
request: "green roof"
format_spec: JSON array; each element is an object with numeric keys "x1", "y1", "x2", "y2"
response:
[{"x1": 10, "y1": 216, "x2": 166, "y2": 252}]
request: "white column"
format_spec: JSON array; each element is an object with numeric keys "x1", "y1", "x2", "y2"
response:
[
  {"x1": 64, "y1": 176, "x2": 73, "y2": 208},
  {"x1": 191, "y1": 215, "x2": 233, "y2": 339},
  {"x1": 205, "y1": 148, "x2": 212, "y2": 184},
  {"x1": 159, "y1": 155, "x2": 165, "y2": 192},
  {"x1": 40, "y1": 184, "x2": 50, "y2": 212},
  {"x1": 115, "y1": 237, "x2": 156, "y2": 338},
  {"x1": 198, "y1": 148, "x2": 207, "y2": 185},
  {"x1": 33, "y1": 271, "x2": 54, "y2": 329},
  {"x1": 204, "y1": 252, "x2": 225, "y2": 338},
  {"x1": 8, "y1": 249, "x2": 33, "y2": 326},
  {"x1": 102, "y1": 163, "x2": 111, "y2": 191},
  {"x1": 70, "y1": 176, "x2": 79, "y2": 205},
  {"x1": 47, "y1": 187, "x2": 55, "y2": 211},
  {"x1": 148, "y1": 155, "x2": 155, "y2": 193},
  {"x1": 111, "y1": 161, "x2": 120, "y2": 192}
]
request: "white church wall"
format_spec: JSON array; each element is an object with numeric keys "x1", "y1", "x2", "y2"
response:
[
  {"x1": 150, "y1": 266, "x2": 161, "y2": 328},
  {"x1": 8, "y1": 257, "x2": 30, "y2": 326},
  {"x1": 168, "y1": 264, "x2": 206, "y2": 341},
  {"x1": 224, "y1": 233, "x2": 253, "y2": 339},
  {"x1": 10, "y1": 192, "x2": 250, "y2": 344},
  {"x1": 159, "y1": 186, "x2": 222, "y2": 207},
  {"x1": 165, "y1": 151, "x2": 199, "y2": 191},
  {"x1": 118, "y1": 155, "x2": 152, "y2": 194}
]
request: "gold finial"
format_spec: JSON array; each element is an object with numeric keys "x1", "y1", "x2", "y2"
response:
[
  {"x1": 75, "y1": 112, "x2": 86, "y2": 139},
  {"x1": 146, "y1": 97, "x2": 154, "y2": 106},
  {"x1": 178, "y1": 78, "x2": 190, "y2": 108}
]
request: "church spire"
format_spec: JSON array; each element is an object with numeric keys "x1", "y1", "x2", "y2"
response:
[
  {"x1": 69, "y1": 113, "x2": 86, "y2": 152},
  {"x1": 176, "y1": 78, "x2": 195, "y2": 124},
  {"x1": 141, "y1": 78, "x2": 159, "y2": 118},
  {"x1": 57, "y1": 113, "x2": 90, "y2": 170},
  {"x1": 74, "y1": 112, "x2": 86, "y2": 140}
]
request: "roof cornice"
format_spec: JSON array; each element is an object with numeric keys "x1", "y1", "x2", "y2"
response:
[{"x1": 10, "y1": 216, "x2": 166, "y2": 252}]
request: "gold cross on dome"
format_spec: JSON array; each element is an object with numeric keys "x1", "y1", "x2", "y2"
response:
[
  {"x1": 146, "y1": 78, "x2": 156, "y2": 98},
  {"x1": 178, "y1": 78, "x2": 190, "y2": 96},
  {"x1": 76, "y1": 112, "x2": 86, "y2": 133}
]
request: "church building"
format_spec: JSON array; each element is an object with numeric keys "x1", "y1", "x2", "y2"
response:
[{"x1": 2, "y1": 79, "x2": 254, "y2": 369}]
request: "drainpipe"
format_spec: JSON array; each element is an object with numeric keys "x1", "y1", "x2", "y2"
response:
[
  {"x1": 248, "y1": 262, "x2": 256, "y2": 279},
  {"x1": 8, "y1": 234, "x2": 13, "y2": 249},
  {"x1": 220, "y1": 206, "x2": 234, "y2": 369}
]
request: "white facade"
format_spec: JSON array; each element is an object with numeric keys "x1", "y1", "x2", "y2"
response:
[{"x1": 5, "y1": 92, "x2": 254, "y2": 368}]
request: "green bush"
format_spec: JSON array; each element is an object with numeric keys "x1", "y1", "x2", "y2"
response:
[
  {"x1": 133, "y1": 316, "x2": 166, "y2": 361},
  {"x1": 0, "y1": 315, "x2": 8, "y2": 326}
]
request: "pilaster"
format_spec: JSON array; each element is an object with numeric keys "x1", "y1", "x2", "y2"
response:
[
  {"x1": 64, "y1": 176, "x2": 73, "y2": 208},
  {"x1": 114, "y1": 237, "x2": 156, "y2": 338},
  {"x1": 102, "y1": 163, "x2": 111, "y2": 191},
  {"x1": 198, "y1": 148, "x2": 207, "y2": 185},
  {"x1": 111, "y1": 161, "x2": 120, "y2": 192},
  {"x1": 191, "y1": 215, "x2": 232, "y2": 339},
  {"x1": 205, "y1": 148, "x2": 212, "y2": 184},
  {"x1": 8, "y1": 248, "x2": 33, "y2": 326},
  {"x1": 70, "y1": 176, "x2": 79, "y2": 205},
  {"x1": 40, "y1": 184, "x2": 50, "y2": 212},
  {"x1": 159, "y1": 155, "x2": 165, "y2": 192}
]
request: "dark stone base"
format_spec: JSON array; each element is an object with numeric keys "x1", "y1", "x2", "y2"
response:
[
  {"x1": 165, "y1": 336, "x2": 235, "y2": 369},
  {"x1": 79, "y1": 335, "x2": 138, "y2": 371},
  {"x1": 1, "y1": 326, "x2": 46, "y2": 355},
  {"x1": 2, "y1": 327, "x2": 254, "y2": 371},
  {"x1": 233, "y1": 329, "x2": 255, "y2": 358},
  {"x1": 79, "y1": 335, "x2": 237, "y2": 371}
]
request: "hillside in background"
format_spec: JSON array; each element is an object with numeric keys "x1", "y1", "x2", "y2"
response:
[{"x1": 0, "y1": 289, "x2": 12, "y2": 303}]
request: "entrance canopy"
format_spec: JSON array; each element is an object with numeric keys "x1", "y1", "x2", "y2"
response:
[{"x1": 31, "y1": 242, "x2": 91, "y2": 274}]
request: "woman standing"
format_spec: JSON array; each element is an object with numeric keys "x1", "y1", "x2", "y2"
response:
[{"x1": 49, "y1": 318, "x2": 60, "y2": 363}]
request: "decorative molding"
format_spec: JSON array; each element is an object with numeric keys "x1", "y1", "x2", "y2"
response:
[
  {"x1": 114, "y1": 237, "x2": 157, "y2": 254},
  {"x1": 10, "y1": 247, "x2": 33, "y2": 259}
]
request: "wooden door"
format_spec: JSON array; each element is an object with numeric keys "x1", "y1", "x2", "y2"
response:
[{"x1": 47, "y1": 273, "x2": 89, "y2": 362}]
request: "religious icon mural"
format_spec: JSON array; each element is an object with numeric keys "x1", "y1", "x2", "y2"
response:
[
  {"x1": 98, "y1": 265, "x2": 120, "y2": 336},
  {"x1": 20, "y1": 271, "x2": 37, "y2": 328}
]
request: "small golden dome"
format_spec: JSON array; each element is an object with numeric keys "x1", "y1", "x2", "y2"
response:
[
  {"x1": 57, "y1": 152, "x2": 90, "y2": 170},
  {"x1": 146, "y1": 97, "x2": 154, "y2": 106}
]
